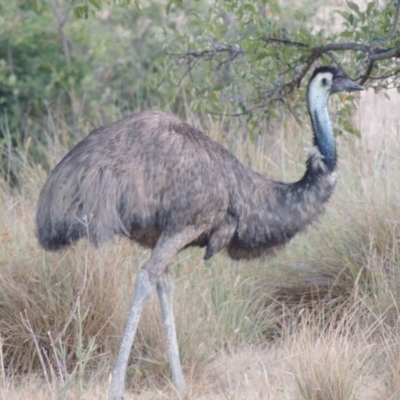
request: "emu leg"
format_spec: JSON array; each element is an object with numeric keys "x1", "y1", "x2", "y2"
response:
[
  {"x1": 157, "y1": 270, "x2": 187, "y2": 394},
  {"x1": 108, "y1": 268, "x2": 155, "y2": 400},
  {"x1": 108, "y1": 227, "x2": 204, "y2": 400}
]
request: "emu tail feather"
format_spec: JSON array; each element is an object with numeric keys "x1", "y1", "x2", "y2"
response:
[{"x1": 35, "y1": 163, "x2": 129, "y2": 251}]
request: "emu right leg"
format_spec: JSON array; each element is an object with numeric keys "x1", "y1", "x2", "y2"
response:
[
  {"x1": 107, "y1": 268, "x2": 155, "y2": 400},
  {"x1": 157, "y1": 270, "x2": 187, "y2": 394}
]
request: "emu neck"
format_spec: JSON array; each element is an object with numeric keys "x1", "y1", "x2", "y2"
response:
[{"x1": 307, "y1": 90, "x2": 336, "y2": 171}]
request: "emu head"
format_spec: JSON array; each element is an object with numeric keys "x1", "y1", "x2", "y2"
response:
[
  {"x1": 307, "y1": 66, "x2": 364, "y2": 108},
  {"x1": 309, "y1": 66, "x2": 364, "y2": 94}
]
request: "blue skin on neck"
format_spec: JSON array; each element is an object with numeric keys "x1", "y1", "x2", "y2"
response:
[{"x1": 311, "y1": 110, "x2": 336, "y2": 171}]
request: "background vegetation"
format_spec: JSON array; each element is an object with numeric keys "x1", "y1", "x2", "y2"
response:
[{"x1": 1, "y1": 0, "x2": 400, "y2": 399}]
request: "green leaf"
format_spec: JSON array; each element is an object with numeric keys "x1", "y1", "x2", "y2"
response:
[
  {"x1": 166, "y1": 0, "x2": 183, "y2": 13},
  {"x1": 339, "y1": 30, "x2": 353, "y2": 38},
  {"x1": 166, "y1": 0, "x2": 173, "y2": 15},
  {"x1": 294, "y1": 10, "x2": 306, "y2": 22},
  {"x1": 336, "y1": 10, "x2": 353, "y2": 24},
  {"x1": 207, "y1": 90, "x2": 219, "y2": 103},
  {"x1": 213, "y1": 84, "x2": 225, "y2": 91},
  {"x1": 342, "y1": 119, "x2": 361, "y2": 138},
  {"x1": 347, "y1": 1, "x2": 360, "y2": 13},
  {"x1": 240, "y1": 4, "x2": 256, "y2": 13},
  {"x1": 256, "y1": 50, "x2": 269, "y2": 61},
  {"x1": 88, "y1": 0, "x2": 102, "y2": 10},
  {"x1": 32, "y1": 0, "x2": 43, "y2": 14},
  {"x1": 73, "y1": 5, "x2": 89, "y2": 19},
  {"x1": 268, "y1": 108, "x2": 280, "y2": 119},
  {"x1": 366, "y1": 1, "x2": 375, "y2": 17},
  {"x1": 269, "y1": 0, "x2": 281, "y2": 15}
]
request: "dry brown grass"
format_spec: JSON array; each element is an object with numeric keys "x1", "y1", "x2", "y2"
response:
[{"x1": 0, "y1": 87, "x2": 400, "y2": 400}]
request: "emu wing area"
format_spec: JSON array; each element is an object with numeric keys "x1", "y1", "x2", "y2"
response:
[{"x1": 36, "y1": 111, "x2": 236, "y2": 251}]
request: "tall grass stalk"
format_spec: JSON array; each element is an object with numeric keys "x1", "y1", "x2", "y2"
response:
[{"x1": 21, "y1": 309, "x2": 54, "y2": 399}]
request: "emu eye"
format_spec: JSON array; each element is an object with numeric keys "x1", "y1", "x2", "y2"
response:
[
  {"x1": 334, "y1": 77, "x2": 342, "y2": 82},
  {"x1": 321, "y1": 78, "x2": 327, "y2": 85}
]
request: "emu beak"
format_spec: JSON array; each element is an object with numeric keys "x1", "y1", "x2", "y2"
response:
[
  {"x1": 333, "y1": 77, "x2": 365, "y2": 94},
  {"x1": 344, "y1": 78, "x2": 365, "y2": 92}
]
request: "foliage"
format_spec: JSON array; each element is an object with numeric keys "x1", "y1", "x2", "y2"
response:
[
  {"x1": 1, "y1": 0, "x2": 399, "y2": 179},
  {"x1": 159, "y1": 0, "x2": 400, "y2": 136},
  {"x1": 0, "y1": 0, "x2": 180, "y2": 180}
]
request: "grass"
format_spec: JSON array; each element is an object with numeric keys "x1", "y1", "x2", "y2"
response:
[{"x1": 0, "y1": 88, "x2": 400, "y2": 400}]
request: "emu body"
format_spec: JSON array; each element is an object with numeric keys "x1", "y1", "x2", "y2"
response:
[
  {"x1": 37, "y1": 111, "x2": 334, "y2": 259},
  {"x1": 36, "y1": 66, "x2": 364, "y2": 399}
]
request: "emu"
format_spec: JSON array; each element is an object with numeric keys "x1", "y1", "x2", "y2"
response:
[{"x1": 36, "y1": 66, "x2": 364, "y2": 399}]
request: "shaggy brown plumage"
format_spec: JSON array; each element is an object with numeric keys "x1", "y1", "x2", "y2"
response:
[{"x1": 37, "y1": 112, "x2": 335, "y2": 260}]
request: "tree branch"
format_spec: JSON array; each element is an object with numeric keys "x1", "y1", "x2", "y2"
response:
[
  {"x1": 168, "y1": 0, "x2": 400, "y2": 119},
  {"x1": 358, "y1": 60, "x2": 374, "y2": 85},
  {"x1": 264, "y1": 0, "x2": 400, "y2": 85}
]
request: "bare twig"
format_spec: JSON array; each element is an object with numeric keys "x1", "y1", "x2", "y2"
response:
[
  {"x1": 21, "y1": 310, "x2": 54, "y2": 400},
  {"x1": 167, "y1": 45, "x2": 246, "y2": 62},
  {"x1": 48, "y1": 331, "x2": 66, "y2": 386},
  {"x1": 364, "y1": 68, "x2": 400, "y2": 80},
  {"x1": 264, "y1": 37, "x2": 308, "y2": 48},
  {"x1": 50, "y1": 2, "x2": 73, "y2": 67},
  {"x1": 358, "y1": 60, "x2": 375, "y2": 85}
]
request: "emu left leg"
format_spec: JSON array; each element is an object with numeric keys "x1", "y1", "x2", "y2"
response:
[
  {"x1": 108, "y1": 268, "x2": 155, "y2": 400},
  {"x1": 157, "y1": 269, "x2": 187, "y2": 394}
]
